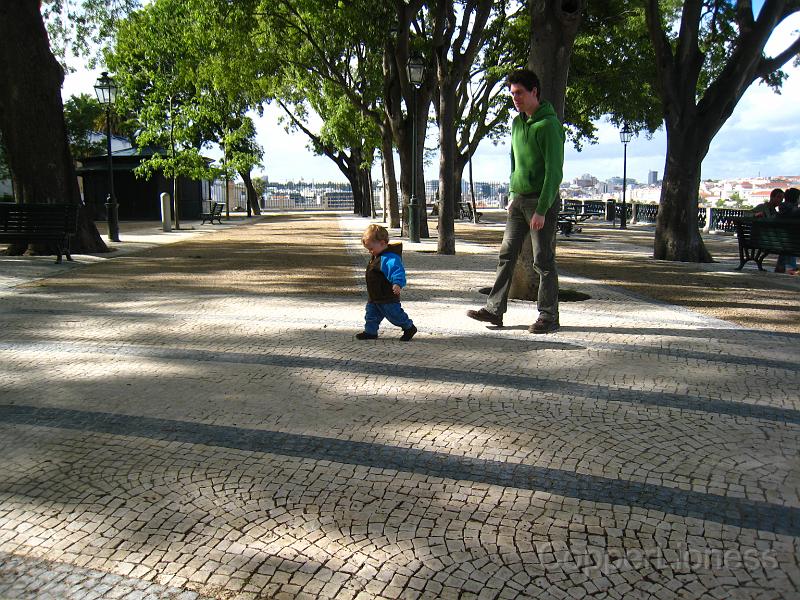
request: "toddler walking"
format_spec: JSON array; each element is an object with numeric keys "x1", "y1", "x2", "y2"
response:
[{"x1": 356, "y1": 224, "x2": 417, "y2": 341}]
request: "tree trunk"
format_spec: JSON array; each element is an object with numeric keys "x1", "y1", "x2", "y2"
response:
[
  {"x1": 239, "y1": 169, "x2": 262, "y2": 216},
  {"x1": 343, "y1": 161, "x2": 367, "y2": 218},
  {"x1": 381, "y1": 123, "x2": 400, "y2": 228},
  {"x1": 508, "y1": 0, "x2": 582, "y2": 299},
  {"x1": 368, "y1": 175, "x2": 375, "y2": 219},
  {"x1": 399, "y1": 115, "x2": 430, "y2": 239},
  {"x1": 527, "y1": 0, "x2": 583, "y2": 119},
  {"x1": 346, "y1": 149, "x2": 368, "y2": 217},
  {"x1": 347, "y1": 172, "x2": 362, "y2": 216},
  {"x1": 398, "y1": 136, "x2": 411, "y2": 237},
  {"x1": 430, "y1": 0, "x2": 493, "y2": 253},
  {"x1": 436, "y1": 76, "x2": 457, "y2": 255},
  {"x1": 358, "y1": 168, "x2": 371, "y2": 218},
  {"x1": 0, "y1": 0, "x2": 107, "y2": 256},
  {"x1": 414, "y1": 110, "x2": 429, "y2": 239},
  {"x1": 453, "y1": 157, "x2": 466, "y2": 211},
  {"x1": 654, "y1": 136, "x2": 712, "y2": 262},
  {"x1": 508, "y1": 233, "x2": 539, "y2": 300},
  {"x1": 397, "y1": 124, "x2": 429, "y2": 239}
]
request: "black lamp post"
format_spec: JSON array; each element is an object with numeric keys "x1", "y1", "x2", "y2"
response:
[
  {"x1": 619, "y1": 124, "x2": 633, "y2": 230},
  {"x1": 406, "y1": 55, "x2": 425, "y2": 243},
  {"x1": 94, "y1": 72, "x2": 120, "y2": 242}
]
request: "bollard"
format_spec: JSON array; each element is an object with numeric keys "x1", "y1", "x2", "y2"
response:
[
  {"x1": 703, "y1": 206, "x2": 712, "y2": 233},
  {"x1": 160, "y1": 192, "x2": 172, "y2": 232}
]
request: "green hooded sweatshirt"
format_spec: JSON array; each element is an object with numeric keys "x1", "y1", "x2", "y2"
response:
[{"x1": 509, "y1": 100, "x2": 565, "y2": 215}]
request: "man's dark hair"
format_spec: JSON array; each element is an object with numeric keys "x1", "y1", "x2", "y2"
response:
[
  {"x1": 506, "y1": 69, "x2": 540, "y2": 98},
  {"x1": 770, "y1": 188, "x2": 785, "y2": 201},
  {"x1": 785, "y1": 188, "x2": 800, "y2": 205}
]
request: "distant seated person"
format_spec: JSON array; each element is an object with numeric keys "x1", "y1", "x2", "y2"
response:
[
  {"x1": 775, "y1": 187, "x2": 799, "y2": 275},
  {"x1": 752, "y1": 188, "x2": 784, "y2": 218},
  {"x1": 777, "y1": 187, "x2": 800, "y2": 218}
]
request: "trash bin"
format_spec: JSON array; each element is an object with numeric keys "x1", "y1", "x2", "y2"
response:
[{"x1": 605, "y1": 199, "x2": 616, "y2": 221}]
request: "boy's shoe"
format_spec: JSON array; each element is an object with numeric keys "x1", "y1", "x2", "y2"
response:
[
  {"x1": 355, "y1": 332, "x2": 378, "y2": 340},
  {"x1": 528, "y1": 318, "x2": 559, "y2": 334},
  {"x1": 400, "y1": 325, "x2": 417, "y2": 341},
  {"x1": 466, "y1": 308, "x2": 503, "y2": 327}
]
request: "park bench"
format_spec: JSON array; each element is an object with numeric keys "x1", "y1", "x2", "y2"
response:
[
  {"x1": 457, "y1": 201, "x2": 482, "y2": 222},
  {"x1": 557, "y1": 209, "x2": 594, "y2": 236},
  {"x1": 0, "y1": 202, "x2": 79, "y2": 263},
  {"x1": 201, "y1": 202, "x2": 225, "y2": 225},
  {"x1": 734, "y1": 217, "x2": 800, "y2": 271},
  {"x1": 430, "y1": 202, "x2": 482, "y2": 221}
]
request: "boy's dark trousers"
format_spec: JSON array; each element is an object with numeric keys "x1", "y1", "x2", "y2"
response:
[{"x1": 364, "y1": 301, "x2": 413, "y2": 335}]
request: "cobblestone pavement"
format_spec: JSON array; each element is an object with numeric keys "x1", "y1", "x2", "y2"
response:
[{"x1": 1, "y1": 214, "x2": 798, "y2": 599}]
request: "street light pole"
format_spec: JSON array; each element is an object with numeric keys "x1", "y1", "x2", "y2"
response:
[
  {"x1": 406, "y1": 55, "x2": 425, "y2": 243},
  {"x1": 409, "y1": 87, "x2": 420, "y2": 242},
  {"x1": 94, "y1": 72, "x2": 120, "y2": 242},
  {"x1": 619, "y1": 124, "x2": 633, "y2": 230}
]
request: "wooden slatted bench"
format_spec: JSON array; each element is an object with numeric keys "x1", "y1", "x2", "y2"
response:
[
  {"x1": 734, "y1": 217, "x2": 800, "y2": 271},
  {"x1": 457, "y1": 201, "x2": 482, "y2": 222},
  {"x1": 557, "y1": 210, "x2": 578, "y2": 235},
  {"x1": 0, "y1": 202, "x2": 79, "y2": 263},
  {"x1": 557, "y1": 209, "x2": 595, "y2": 235},
  {"x1": 201, "y1": 202, "x2": 224, "y2": 225}
]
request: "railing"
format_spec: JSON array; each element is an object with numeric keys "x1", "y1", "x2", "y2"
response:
[
  {"x1": 205, "y1": 177, "x2": 755, "y2": 231},
  {"x1": 697, "y1": 207, "x2": 707, "y2": 229},
  {"x1": 582, "y1": 200, "x2": 607, "y2": 215},
  {"x1": 562, "y1": 199, "x2": 751, "y2": 232},
  {"x1": 634, "y1": 203, "x2": 658, "y2": 224},
  {"x1": 708, "y1": 208, "x2": 751, "y2": 232},
  {"x1": 210, "y1": 180, "x2": 248, "y2": 211}
]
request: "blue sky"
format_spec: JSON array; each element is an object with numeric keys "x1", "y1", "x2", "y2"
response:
[{"x1": 63, "y1": 6, "x2": 798, "y2": 184}]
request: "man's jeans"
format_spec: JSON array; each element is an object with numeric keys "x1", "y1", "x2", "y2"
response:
[
  {"x1": 364, "y1": 301, "x2": 413, "y2": 335},
  {"x1": 485, "y1": 194, "x2": 560, "y2": 323}
]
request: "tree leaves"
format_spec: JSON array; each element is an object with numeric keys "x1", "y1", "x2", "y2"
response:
[{"x1": 106, "y1": 0, "x2": 263, "y2": 183}]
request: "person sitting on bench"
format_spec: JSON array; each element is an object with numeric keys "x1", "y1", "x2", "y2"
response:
[
  {"x1": 752, "y1": 188, "x2": 784, "y2": 218},
  {"x1": 775, "y1": 188, "x2": 799, "y2": 274}
]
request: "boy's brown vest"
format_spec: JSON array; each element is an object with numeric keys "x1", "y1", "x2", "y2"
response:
[{"x1": 365, "y1": 242, "x2": 402, "y2": 303}]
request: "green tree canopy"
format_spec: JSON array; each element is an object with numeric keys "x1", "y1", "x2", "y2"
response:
[
  {"x1": 63, "y1": 94, "x2": 105, "y2": 160},
  {"x1": 42, "y1": 0, "x2": 141, "y2": 66}
]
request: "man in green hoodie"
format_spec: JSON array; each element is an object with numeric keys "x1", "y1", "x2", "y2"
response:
[{"x1": 467, "y1": 68, "x2": 565, "y2": 333}]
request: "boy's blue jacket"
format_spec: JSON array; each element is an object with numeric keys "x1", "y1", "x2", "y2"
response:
[{"x1": 366, "y1": 242, "x2": 406, "y2": 303}]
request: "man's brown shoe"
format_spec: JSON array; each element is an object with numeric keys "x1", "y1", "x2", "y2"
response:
[
  {"x1": 466, "y1": 308, "x2": 503, "y2": 327},
  {"x1": 529, "y1": 318, "x2": 559, "y2": 334}
]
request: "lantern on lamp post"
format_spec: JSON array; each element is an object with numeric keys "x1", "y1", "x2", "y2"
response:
[
  {"x1": 406, "y1": 54, "x2": 425, "y2": 243},
  {"x1": 94, "y1": 72, "x2": 120, "y2": 242},
  {"x1": 619, "y1": 124, "x2": 633, "y2": 230}
]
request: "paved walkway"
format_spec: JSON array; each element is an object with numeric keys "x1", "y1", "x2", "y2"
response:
[{"x1": 0, "y1": 214, "x2": 798, "y2": 600}]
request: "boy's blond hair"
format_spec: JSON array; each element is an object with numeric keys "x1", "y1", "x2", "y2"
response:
[{"x1": 362, "y1": 224, "x2": 389, "y2": 246}]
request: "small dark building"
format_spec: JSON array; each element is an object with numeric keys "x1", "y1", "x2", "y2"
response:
[{"x1": 76, "y1": 136, "x2": 211, "y2": 221}]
